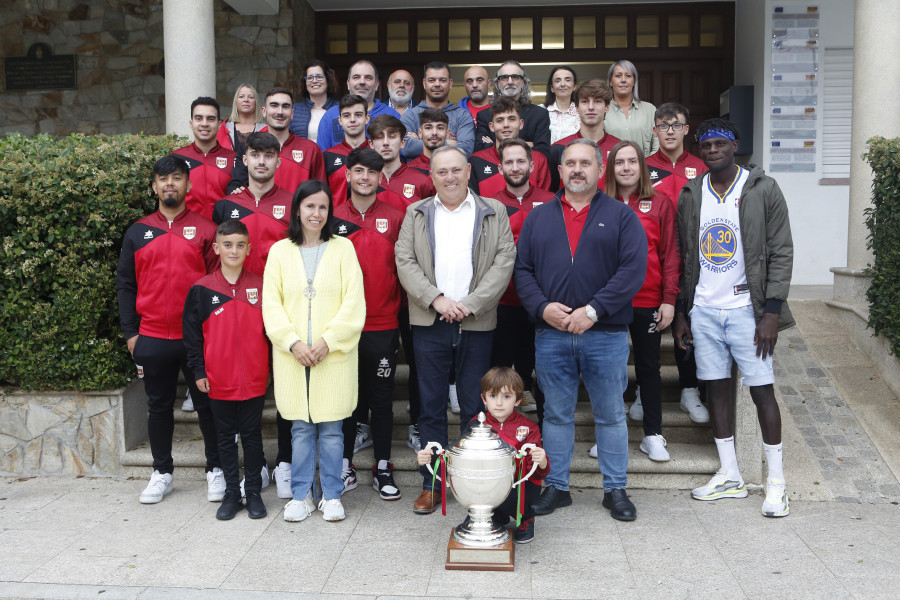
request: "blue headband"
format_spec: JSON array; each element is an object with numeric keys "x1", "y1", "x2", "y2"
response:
[{"x1": 698, "y1": 128, "x2": 736, "y2": 142}]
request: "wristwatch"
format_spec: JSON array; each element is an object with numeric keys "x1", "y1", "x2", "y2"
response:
[{"x1": 584, "y1": 304, "x2": 599, "y2": 323}]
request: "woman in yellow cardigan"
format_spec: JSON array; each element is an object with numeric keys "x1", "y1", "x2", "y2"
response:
[{"x1": 263, "y1": 180, "x2": 365, "y2": 523}]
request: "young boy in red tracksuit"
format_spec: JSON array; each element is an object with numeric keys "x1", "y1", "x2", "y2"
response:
[
  {"x1": 417, "y1": 367, "x2": 549, "y2": 543},
  {"x1": 183, "y1": 219, "x2": 270, "y2": 521}
]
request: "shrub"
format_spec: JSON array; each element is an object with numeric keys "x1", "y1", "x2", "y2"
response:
[
  {"x1": 863, "y1": 136, "x2": 900, "y2": 357},
  {"x1": 0, "y1": 133, "x2": 185, "y2": 390}
]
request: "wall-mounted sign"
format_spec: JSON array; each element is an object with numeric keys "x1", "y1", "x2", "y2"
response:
[{"x1": 4, "y1": 43, "x2": 77, "y2": 92}]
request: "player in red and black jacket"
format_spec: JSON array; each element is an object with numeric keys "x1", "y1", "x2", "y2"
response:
[
  {"x1": 368, "y1": 115, "x2": 434, "y2": 211},
  {"x1": 332, "y1": 147, "x2": 406, "y2": 501},
  {"x1": 212, "y1": 132, "x2": 291, "y2": 277},
  {"x1": 469, "y1": 97, "x2": 550, "y2": 199},
  {"x1": 170, "y1": 97, "x2": 237, "y2": 221},
  {"x1": 606, "y1": 140, "x2": 679, "y2": 462},
  {"x1": 324, "y1": 94, "x2": 372, "y2": 207},
  {"x1": 646, "y1": 102, "x2": 709, "y2": 211},
  {"x1": 183, "y1": 219, "x2": 270, "y2": 520},
  {"x1": 549, "y1": 80, "x2": 622, "y2": 193},
  {"x1": 116, "y1": 155, "x2": 221, "y2": 505}
]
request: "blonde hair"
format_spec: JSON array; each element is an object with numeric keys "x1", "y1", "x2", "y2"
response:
[{"x1": 229, "y1": 83, "x2": 263, "y2": 123}]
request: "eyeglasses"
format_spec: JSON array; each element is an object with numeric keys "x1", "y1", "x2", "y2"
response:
[
  {"x1": 304, "y1": 74, "x2": 326, "y2": 82},
  {"x1": 497, "y1": 74, "x2": 524, "y2": 82},
  {"x1": 656, "y1": 122, "x2": 686, "y2": 132}
]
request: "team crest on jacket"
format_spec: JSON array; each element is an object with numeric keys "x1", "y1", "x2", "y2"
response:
[
  {"x1": 403, "y1": 183, "x2": 415, "y2": 198},
  {"x1": 216, "y1": 157, "x2": 228, "y2": 169},
  {"x1": 375, "y1": 218, "x2": 389, "y2": 233},
  {"x1": 639, "y1": 200, "x2": 652, "y2": 213},
  {"x1": 515, "y1": 425, "x2": 529, "y2": 442},
  {"x1": 183, "y1": 226, "x2": 196, "y2": 240},
  {"x1": 292, "y1": 150, "x2": 304, "y2": 163},
  {"x1": 273, "y1": 205, "x2": 286, "y2": 219},
  {"x1": 136, "y1": 364, "x2": 144, "y2": 378},
  {"x1": 246, "y1": 288, "x2": 259, "y2": 304},
  {"x1": 685, "y1": 167, "x2": 697, "y2": 179}
]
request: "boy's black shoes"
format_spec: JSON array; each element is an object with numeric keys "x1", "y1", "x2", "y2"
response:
[
  {"x1": 602, "y1": 488, "x2": 636, "y2": 521},
  {"x1": 514, "y1": 518, "x2": 535, "y2": 544},
  {"x1": 532, "y1": 486, "x2": 572, "y2": 515},
  {"x1": 245, "y1": 490, "x2": 267, "y2": 519},
  {"x1": 216, "y1": 492, "x2": 244, "y2": 520}
]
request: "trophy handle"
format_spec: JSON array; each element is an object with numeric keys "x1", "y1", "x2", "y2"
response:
[
  {"x1": 512, "y1": 443, "x2": 539, "y2": 488},
  {"x1": 424, "y1": 442, "x2": 444, "y2": 480}
]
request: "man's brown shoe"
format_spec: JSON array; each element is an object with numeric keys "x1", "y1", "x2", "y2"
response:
[{"x1": 413, "y1": 489, "x2": 440, "y2": 514}]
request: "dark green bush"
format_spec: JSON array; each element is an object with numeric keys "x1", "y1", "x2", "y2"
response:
[
  {"x1": 863, "y1": 136, "x2": 900, "y2": 357},
  {"x1": 0, "y1": 133, "x2": 185, "y2": 390}
]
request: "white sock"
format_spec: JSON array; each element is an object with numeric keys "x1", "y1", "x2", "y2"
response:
[
  {"x1": 715, "y1": 436, "x2": 741, "y2": 480},
  {"x1": 377, "y1": 459, "x2": 389, "y2": 470},
  {"x1": 342, "y1": 458, "x2": 350, "y2": 471},
  {"x1": 764, "y1": 442, "x2": 785, "y2": 482}
]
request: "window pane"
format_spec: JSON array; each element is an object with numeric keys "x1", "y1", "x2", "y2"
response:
[
  {"x1": 636, "y1": 16, "x2": 658, "y2": 48},
  {"x1": 573, "y1": 16, "x2": 596, "y2": 49},
  {"x1": 541, "y1": 17, "x2": 563, "y2": 50},
  {"x1": 605, "y1": 16, "x2": 627, "y2": 49},
  {"x1": 326, "y1": 23, "x2": 348, "y2": 55},
  {"x1": 668, "y1": 15, "x2": 691, "y2": 48},
  {"x1": 387, "y1": 22, "x2": 408, "y2": 53},
  {"x1": 700, "y1": 15, "x2": 723, "y2": 47},
  {"x1": 418, "y1": 20, "x2": 439, "y2": 52},
  {"x1": 480, "y1": 18, "x2": 502, "y2": 51},
  {"x1": 512, "y1": 18, "x2": 533, "y2": 50},
  {"x1": 449, "y1": 19, "x2": 470, "y2": 51},
  {"x1": 357, "y1": 23, "x2": 378, "y2": 54}
]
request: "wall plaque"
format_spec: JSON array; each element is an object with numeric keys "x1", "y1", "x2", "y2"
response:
[{"x1": 4, "y1": 43, "x2": 77, "y2": 92}]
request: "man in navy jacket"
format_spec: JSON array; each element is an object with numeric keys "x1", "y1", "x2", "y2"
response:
[{"x1": 514, "y1": 139, "x2": 647, "y2": 521}]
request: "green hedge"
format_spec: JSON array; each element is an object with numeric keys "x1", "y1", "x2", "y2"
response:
[
  {"x1": 0, "y1": 133, "x2": 185, "y2": 390},
  {"x1": 863, "y1": 136, "x2": 900, "y2": 357}
]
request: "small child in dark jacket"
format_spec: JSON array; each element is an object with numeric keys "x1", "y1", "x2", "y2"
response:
[
  {"x1": 418, "y1": 367, "x2": 549, "y2": 543},
  {"x1": 183, "y1": 219, "x2": 270, "y2": 521}
]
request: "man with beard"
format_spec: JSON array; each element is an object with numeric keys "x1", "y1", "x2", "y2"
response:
[
  {"x1": 400, "y1": 61, "x2": 475, "y2": 160},
  {"x1": 317, "y1": 60, "x2": 401, "y2": 151},
  {"x1": 514, "y1": 139, "x2": 646, "y2": 521},
  {"x1": 387, "y1": 69, "x2": 416, "y2": 116},
  {"x1": 117, "y1": 155, "x2": 221, "y2": 505},
  {"x1": 459, "y1": 65, "x2": 491, "y2": 124},
  {"x1": 476, "y1": 60, "x2": 551, "y2": 159}
]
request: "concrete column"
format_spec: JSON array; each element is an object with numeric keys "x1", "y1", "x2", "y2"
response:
[
  {"x1": 832, "y1": 0, "x2": 900, "y2": 307},
  {"x1": 163, "y1": 0, "x2": 216, "y2": 137}
]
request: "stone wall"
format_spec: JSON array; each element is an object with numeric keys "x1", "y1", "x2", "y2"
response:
[{"x1": 0, "y1": 0, "x2": 295, "y2": 137}]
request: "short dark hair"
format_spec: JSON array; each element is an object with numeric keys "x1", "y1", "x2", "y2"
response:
[
  {"x1": 339, "y1": 93, "x2": 368, "y2": 114},
  {"x1": 497, "y1": 138, "x2": 532, "y2": 162},
  {"x1": 216, "y1": 219, "x2": 249, "y2": 238},
  {"x1": 191, "y1": 96, "x2": 221, "y2": 119},
  {"x1": 245, "y1": 131, "x2": 280, "y2": 154},
  {"x1": 424, "y1": 60, "x2": 451, "y2": 74},
  {"x1": 695, "y1": 117, "x2": 740, "y2": 142},
  {"x1": 489, "y1": 96, "x2": 520, "y2": 119},
  {"x1": 265, "y1": 87, "x2": 293, "y2": 103},
  {"x1": 349, "y1": 60, "x2": 379, "y2": 83},
  {"x1": 346, "y1": 147, "x2": 384, "y2": 172},
  {"x1": 154, "y1": 155, "x2": 190, "y2": 179},
  {"x1": 418, "y1": 107, "x2": 449, "y2": 127},
  {"x1": 480, "y1": 367, "x2": 524, "y2": 398},
  {"x1": 368, "y1": 115, "x2": 406, "y2": 140},
  {"x1": 655, "y1": 102, "x2": 689, "y2": 123},
  {"x1": 288, "y1": 180, "x2": 334, "y2": 245}
]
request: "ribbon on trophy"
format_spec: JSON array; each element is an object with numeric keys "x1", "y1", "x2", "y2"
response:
[
  {"x1": 426, "y1": 442, "x2": 449, "y2": 516},
  {"x1": 512, "y1": 444, "x2": 539, "y2": 527}
]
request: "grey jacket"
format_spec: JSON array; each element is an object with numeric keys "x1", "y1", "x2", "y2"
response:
[
  {"x1": 676, "y1": 166, "x2": 795, "y2": 331},
  {"x1": 395, "y1": 191, "x2": 516, "y2": 331}
]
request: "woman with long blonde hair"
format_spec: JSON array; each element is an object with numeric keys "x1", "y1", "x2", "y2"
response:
[{"x1": 217, "y1": 83, "x2": 266, "y2": 153}]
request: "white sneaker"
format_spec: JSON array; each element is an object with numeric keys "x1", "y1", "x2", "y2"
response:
[
  {"x1": 354, "y1": 423, "x2": 373, "y2": 453},
  {"x1": 640, "y1": 434, "x2": 670, "y2": 462},
  {"x1": 406, "y1": 424, "x2": 421, "y2": 453},
  {"x1": 181, "y1": 389, "x2": 194, "y2": 412},
  {"x1": 762, "y1": 479, "x2": 790, "y2": 517},
  {"x1": 519, "y1": 390, "x2": 538, "y2": 413},
  {"x1": 691, "y1": 469, "x2": 748, "y2": 501},
  {"x1": 628, "y1": 387, "x2": 643, "y2": 421},
  {"x1": 272, "y1": 461, "x2": 292, "y2": 499},
  {"x1": 319, "y1": 498, "x2": 346, "y2": 521},
  {"x1": 240, "y1": 464, "x2": 270, "y2": 498},
  {"x1": 588, "y1": 444, "x2": 598, "y2": 458},
  {"x1": 206, "y1": 467, "x2": 226, "y2": 502},
  {"x1": 448, "y1": 384, "x2": 460, "y2": 414},
  {"x1": 341, "y1": 463, "x2": 358, "y2": 495},
  {"x1": 283, "y1": 491, "x2": 316, "y2": 522},
  {"x1": 139, "y1": 470, "x2": 173, "y2": 504},
  {"x1": 680, "y1": 388, "x2": 710, "y2": 423}
]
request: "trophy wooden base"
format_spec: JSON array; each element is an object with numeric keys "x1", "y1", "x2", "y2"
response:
[{"x1": 445, "y1": 529, "x2": 516, "y2": 571}]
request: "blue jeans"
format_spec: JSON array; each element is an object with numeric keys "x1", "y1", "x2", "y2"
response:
[
  {"x1": 689, "y1": 305, "x2": 774, "y2": 386},
  {"x1": 290, "y1": 419, "x2": 343, "y2": 501},
  {"x1": 413, "y1": 318, "x2": 493, "y2": 488},
  {"x1": 535, "y1": 328, "x2": 630, "y2": 492}
]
